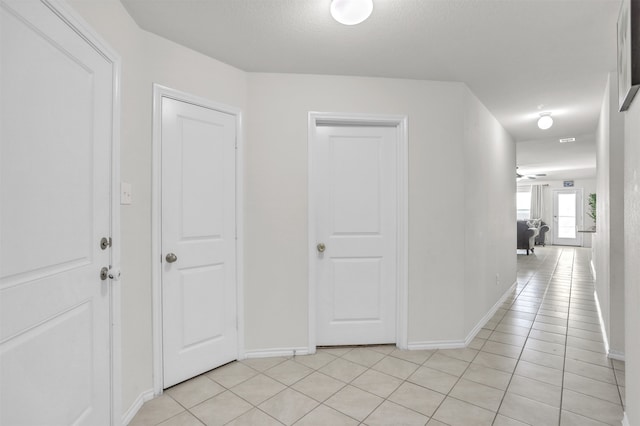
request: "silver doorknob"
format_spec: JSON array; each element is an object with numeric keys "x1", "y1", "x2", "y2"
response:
[
  {"x1": 165, "y1": 253, "x2": 178, "y2": 263},
  {"x1": 317, "y1": 243, "x2": 326, "y2": 253}
]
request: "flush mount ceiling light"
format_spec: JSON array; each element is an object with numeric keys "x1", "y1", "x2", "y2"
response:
[
  {"x1": 537, "y1": 112, "x2": 553, "y2": 130},
  {"x1": 331, "y1": 0, "x2": 373, "y2": 25}
]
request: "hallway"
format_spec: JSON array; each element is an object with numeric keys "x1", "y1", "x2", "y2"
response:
[{"x1": 131, "y1": 246, "x2": 625, "y2": 425}]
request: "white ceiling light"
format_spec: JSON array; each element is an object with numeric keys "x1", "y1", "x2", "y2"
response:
[
  {"x1": 331, "y1": 0, "x2": 373, "y2": 26},
  {"x1": 537, "y1": 112, "x2": 553, "y2": 130}
]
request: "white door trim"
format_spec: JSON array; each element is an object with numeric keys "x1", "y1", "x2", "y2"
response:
[
  {"x1": 151, "y1": 85, "x2": 244, "y2": 395},
  {"x1": 307, "y1": 112, "x2": 409, "y2": 352},
  {"x1": 35, "y1": 1, "x2": 123, "y2": 422}
]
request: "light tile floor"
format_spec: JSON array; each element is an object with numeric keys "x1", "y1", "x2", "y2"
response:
[{"x1": 131, "y1": 246, "x2": 626, "y2": 425}]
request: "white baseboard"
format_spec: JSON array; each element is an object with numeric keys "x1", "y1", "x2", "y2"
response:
[
  {"x1": 407, "y1": 281, "x2": 517, "y2": 351},
  {"x1": 464, "y1": 280, "x2": 518, "y2": 346},
  {"x1": 122, "y1": 389, "x2": 155, "y2": 425},
  {"x1": 608, "y1": 349, "x2": 626, "y2": 361},
  {"x1": 622, "y1": 412, "x2": 630, "y2": 426},
  {"x1": 593, "y1": 290, "x2": 611, "y2": 356},
  {"x1": 407, "y1": 340, "x2": 466, "y2": 350},
  {"x1": 244, "y1": 347, "x2": 310, "y2": 359}
]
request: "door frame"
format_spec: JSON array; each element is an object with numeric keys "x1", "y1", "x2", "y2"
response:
[
  {"x1": 17, "y1": 0, "x2": 123, "y2": 422},
  {"x1": 151, "y1": 84, "x2": 244, "y2": 394},
  {"x1": 551, "y1": 188, "x2": 584, "y2": 246},
  {"x1": 307, "y1": 112, "x2": 409, "y2": 352}
]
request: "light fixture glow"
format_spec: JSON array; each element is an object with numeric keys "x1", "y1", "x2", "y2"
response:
[
  {"x1": 331, "y1": 0, "x2": 373, "y2": 26},
  {"x1": 537, "y1": 112, "x2": 553, "y2": 130}
]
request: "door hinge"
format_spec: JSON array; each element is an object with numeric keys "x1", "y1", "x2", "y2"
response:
[{"x1": 100, "y1": 237, "x2": 112, "y2": 250}]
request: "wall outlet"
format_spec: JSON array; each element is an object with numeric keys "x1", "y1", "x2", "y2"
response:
[
  {"x1": 496, "y1": 273, "x2": 500, "y2": 286},
  {"x1": 121, "y1": 182, "x2": 132, "y2": 205}
]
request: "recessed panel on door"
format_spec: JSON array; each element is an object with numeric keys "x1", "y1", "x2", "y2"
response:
[
  {"x1": 161, "y1": 97, "x2": 237, "y2": 388},
  {"x1": 331, "y1": 258, "x2": 383, "y2": 321},
  {"x1": 180, "y1": 118, "x2": 226, "y2": 239},
  {"x1": 180, "y1": 265, "x2": 226, "y2": 347},
  {"x1": 315, "y1": 125, "x2": 397, "y2": 346},
  {"x1": 331, "y1": 137, "x2": 381, "y2": 235},
  {"x1": 2, "y1": 304, "x2": 93, "y2": 425}
]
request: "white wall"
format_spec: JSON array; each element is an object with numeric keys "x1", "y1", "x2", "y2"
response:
[
  {"x1": 623, "y1": 87, "x2": 640, "y2": 426},
  {"x1": 594, "y1": 72, "x2": 625, "y2": 357},
  {"x1": 245, "y1": 74, "x2": 517, "y2": 349},
  {"x1": 463, "y1": 88, "x2": 517, "y2": 335},
  {"x1": 69, "y1": 0, "x2": 518, "y2": 415},
  {"x1": 245, "y1": 74, "x2": 469, "y2": 348},
  {"x1": 68, "y1": 0, "x2": 248, "y2": 412}
]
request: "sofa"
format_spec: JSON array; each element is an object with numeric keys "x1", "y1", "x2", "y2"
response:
[{"x1": 517, "y1": 220, "x2": 539, "y2": 255}]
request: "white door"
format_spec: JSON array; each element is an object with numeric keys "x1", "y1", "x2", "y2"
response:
[
  {"x1": 161, "y1": 97, "x2": 237, "y2": 388},
  {"x1": 1, "y1": 1, "x2": 114, "y2": 424},
  {"x1": 313, "y1": 124, "x2": 397, "y2": 346},
  {"x1": 553, "y1": 189, "x2": 583, "y2": 246}
]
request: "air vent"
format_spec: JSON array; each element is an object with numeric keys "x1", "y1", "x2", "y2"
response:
[{"x1": 559, "y1": 137, "x2": 576, "y2": 143}]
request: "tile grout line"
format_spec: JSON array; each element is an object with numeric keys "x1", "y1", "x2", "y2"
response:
[
  {"x1": 557, "y1": 247, "x2": 576, "y2": 426},
  {"x1": 491, "y1": 247, "x2": 563, "y2": 426}
]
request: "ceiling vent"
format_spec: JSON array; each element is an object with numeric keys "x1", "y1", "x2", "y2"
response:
[{"x1": 559, "y1": 137, "x2": 576, "y2": 143}]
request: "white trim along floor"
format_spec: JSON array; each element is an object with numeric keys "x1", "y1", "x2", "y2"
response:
[{"x1": 129, "y1": 246, "x2": 625, "y2": 425}]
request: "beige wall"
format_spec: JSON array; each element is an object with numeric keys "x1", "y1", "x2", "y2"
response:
[
  {"x1": 68, "y1": 0, "x2": 248, "y2": 411},
  {"x1": 245, "y1": 73, "x2": 472, "y2": 348},
  {"x1": 245, "y1": 74, "x2": 517, "y2": 348},
  {"x1": 69, "y1": 0, "x2": 517, "y2": 418},
  {"x1": 463, "y1": 88, "x2": 517, "y2": 335},
  {"x1": 623, "y1": 87, "x2": 640, "y2": 426}
]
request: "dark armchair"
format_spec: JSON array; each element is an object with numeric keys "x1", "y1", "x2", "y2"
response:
[
  {"x1": 517, "y1": 220, "x2": 538, "y2": 255},
  {"x1": 535, "y1": 221, "x2": 550, "y2": 246}
]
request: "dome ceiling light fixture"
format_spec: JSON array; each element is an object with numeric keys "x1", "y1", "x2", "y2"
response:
[
  {"x1": 330, "y1": 0, "x2": 374, "y2": 26},
  {"x1": 537, "y1": 112, "x2": 554, "y2": 130}
]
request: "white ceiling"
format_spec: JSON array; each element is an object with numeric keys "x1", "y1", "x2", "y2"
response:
[{"x1": 121, "y1": 0, "x2": 622, "y2": 179}]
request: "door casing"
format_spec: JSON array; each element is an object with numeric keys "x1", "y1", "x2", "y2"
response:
[
  {"x1": 151, "y1": 84, "x2": 244, "y2": 395},
  {"x1": 307, "y1": 112, "x2": 409, "y2": 352}
]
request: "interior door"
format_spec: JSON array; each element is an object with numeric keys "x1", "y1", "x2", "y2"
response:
[
  {"x1": 313, "y1": 124, "x2": 397, "y2": 346},
  {"x1": 553, "y1": 189, "x2": 583, "y2": 246},
  {"x1": 1, "y1": 0, "x2": 114, "y2": 424},
  {"x1": 161, "y1": 97, "x2": 237, "y2": 388}
]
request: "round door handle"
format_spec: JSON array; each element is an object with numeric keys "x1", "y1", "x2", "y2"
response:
[
  {"x1": 317, "y1": 243, "x2": 326, "y2": 253},
  {"x1": 166, "y1": 253, "x2": 178, "y2": 263}
]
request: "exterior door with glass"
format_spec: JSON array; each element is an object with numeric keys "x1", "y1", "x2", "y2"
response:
[{"x1": 553, "y1": 189, "x2": 583, "y2": 246}]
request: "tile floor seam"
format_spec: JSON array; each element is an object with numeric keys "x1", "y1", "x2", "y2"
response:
[
  {"x1": 423, "y1": 349, "x2": 479, "y2": 423},
  {"x1": 558, "y1": 247, "x2": 575, "y2": 426},
  {"x1": 491, "y1": 246, "x2": 564, "y2": 426},
  {"x1": 609, "y1": 352, "x2": 627, "y2": 410}
]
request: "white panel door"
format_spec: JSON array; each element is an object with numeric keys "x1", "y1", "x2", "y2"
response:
[
  {"x1": 314, "y1": 124, "x2": 397, "y2": 346},
  {"x1": 161, "y1": 97, "x2": 237, "y2": 388},
  {"x1": 0, "y1": 1, "x2": 113, "y2": 424},
  {"x1": 553, "y1": 189, "x2": 583, "y2": 246}
]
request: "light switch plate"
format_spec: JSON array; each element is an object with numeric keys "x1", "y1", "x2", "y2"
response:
[{"x1": 121, "y1": 182, "x2": 132, "y2": 205}]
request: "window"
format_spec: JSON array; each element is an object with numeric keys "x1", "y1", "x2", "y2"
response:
[{"x1": 517, "y1": 186, "x2": 531, "y2": 220}]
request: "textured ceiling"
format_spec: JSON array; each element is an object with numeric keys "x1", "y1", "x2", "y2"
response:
[{"x1": 121, "y1": 0, "x2": 622, "y2": 178}]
